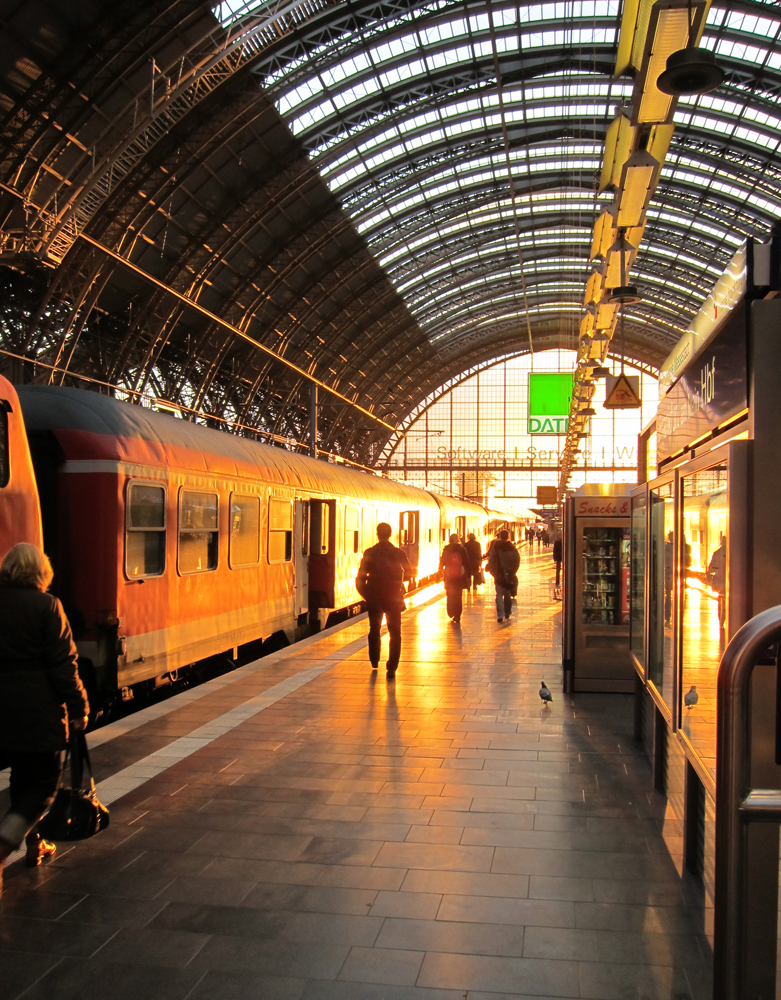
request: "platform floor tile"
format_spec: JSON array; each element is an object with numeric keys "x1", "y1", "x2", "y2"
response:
[{"x1": 0, "y1": 546, "x2": 711, "y2": 1000}]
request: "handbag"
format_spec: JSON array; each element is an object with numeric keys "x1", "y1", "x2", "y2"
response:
[{"x1": 39, "y1": 731, "x2": 110, "y2": 842}]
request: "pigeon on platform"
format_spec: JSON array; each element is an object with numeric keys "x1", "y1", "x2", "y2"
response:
[
  {"x1": 539, "y1": 681, "x2": 553, "y2": 707},
  {"x1": 684, "y1": 685, "x2": 698, "y2": 709}
]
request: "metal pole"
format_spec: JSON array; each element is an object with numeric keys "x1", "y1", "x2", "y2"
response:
[
  {"x1": 714, "y1": 606, "x2": 781, "y2": 1000},
  {"x1": 309, "y1": 383, "x2": 318, "y2": 459}
]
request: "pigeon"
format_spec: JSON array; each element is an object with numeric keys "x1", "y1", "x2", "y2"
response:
[
  {"x1": 684, "y1": 685, "x2": 698, "y2": 709},
  {"x1": 539, "y1": 681, "x2": 553, "y2": 707}
]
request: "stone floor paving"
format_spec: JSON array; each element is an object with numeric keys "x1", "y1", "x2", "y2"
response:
[{"x1": 0, "y1": 544, "x2": 712, "y2": 1000}]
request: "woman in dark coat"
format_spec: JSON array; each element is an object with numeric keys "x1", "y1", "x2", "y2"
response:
[{"x1": 0, "y1": 543, "x2": 88, "y2": 891}]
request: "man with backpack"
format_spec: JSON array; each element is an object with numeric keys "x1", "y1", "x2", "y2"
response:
[
  {"x1": 439, "y1": 533, "x2": 470, "y2": 625},
  {"x1": 487, "y1": 529, "x2": 521, "y2": 623},
  {"x1": 355, "y1": 522, "x2": 412, "y2": 678}
]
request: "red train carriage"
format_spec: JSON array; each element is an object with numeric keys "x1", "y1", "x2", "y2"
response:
[
  {"x1": 17, "y1": 387, "x2": 486, "y2": 702},
  {"x1": 0, "y1": 374, "x2": 42, "y2": 558}
]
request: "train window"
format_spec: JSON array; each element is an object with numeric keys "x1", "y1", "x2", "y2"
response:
[
  {"x1": 126, "y1": 483, "x2": 166, "y2": 578},
  {"x1": 268, "y1": 497, "x2": 293, "y2": 564},
  {"x1": 179, "y1": 491, "x2": 219, "y2": 574},
  {"x1": 344, "y1": 506, "x2": 359, "y2": 554},
  {"x1": 400, "y1": 510, "x2": 419, "y2": 546},
  {"x1": 0, "y1": 408, "x2": 8, "y2": 488},
  {"x1": 428, "y1": 528, "x2": 432, "y2": 543},
  {"x1": 361, "y1": 507, "x2": 376, "y2": 548},
  {"x1": 230, "y1": 494, "x2": 260, "y2": 567},
  {"x1": 310, "y1": 500, "x2": 330, "y2": 556}
]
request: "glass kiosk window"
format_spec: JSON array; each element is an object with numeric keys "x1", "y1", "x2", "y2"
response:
[
  {"x1": 649, "y1": 482, "x2": 674, "y2": 705},
  {"x1": 581, "y1": 527, "x2": 630, "y2": 626},
  {"x1": 630, "y1": 494, "x2": 646, "y2": 669},
  {"x1": 680, "y1": 463, "x2": 728, "y2": 779}
]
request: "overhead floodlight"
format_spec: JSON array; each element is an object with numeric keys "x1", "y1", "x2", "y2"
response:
[
  {"x1": 584, "y1": 270, "x2": 604, "y2": 308},
  {"x1": 606, "y1": 228, "x2": 642, "y2": 305},
  {"x1": 631, "y1": 0, "x2": 708, "y2": 125},
  {"x1": 591, "y1": 366, "x2": 612, "y2": 378},
  {"x1": 580, "y1": 314, "x2": 595, "y2": 341},
  {"x1": 657, "y1": 46, "x2": 724, "y2": 95},
  {"x1": 580, "y1": 407, "x2": 597, "y2": 417},
  {"x1": 594, "y1": 301, "x2": 618, "y2": 330},
  {"x1": 589, "y1": 209, "x2": 616, "y2": 263},
  {"x1": 616, "y1": 148, "x2": 659, "y2": 228},
  {"x1": 599, "y1": 114, "x2": 635, "y2": 194}
]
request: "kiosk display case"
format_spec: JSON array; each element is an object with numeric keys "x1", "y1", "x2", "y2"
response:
[{"x1": 562, "y1": 486, "x2": 634, "y2": 693}]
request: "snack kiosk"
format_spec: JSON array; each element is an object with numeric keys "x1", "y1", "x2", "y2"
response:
[{"x1": 562, "y1": 485, "x2": 634, "y2": 693}]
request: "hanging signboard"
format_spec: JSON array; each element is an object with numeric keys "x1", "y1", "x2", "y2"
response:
[
  {"x1": 603, "y1": 373, "x2": 641, "y2": 409},
  {"x1": 536, "y1": 486, "x2": 558, "y2": 505},
  {"x1": 656, "y1": 305, "x2": 748, "y2": 463},
  {"x1": 528, "y1": 373, "x2": 573, "y2": 434}
]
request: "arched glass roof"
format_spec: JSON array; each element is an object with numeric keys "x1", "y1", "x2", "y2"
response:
[{"x1": 236, "y1": 0, "x2": 781, "y2": 367}]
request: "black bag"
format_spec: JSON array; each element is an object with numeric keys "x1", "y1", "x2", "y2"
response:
[{"x1": 39, "y1": 732, "x2": 110, "y2": 842}]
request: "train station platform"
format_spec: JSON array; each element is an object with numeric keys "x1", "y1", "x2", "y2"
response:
[{"x1": 0, "y1": 545, "x2": 711, "y2": 1000}]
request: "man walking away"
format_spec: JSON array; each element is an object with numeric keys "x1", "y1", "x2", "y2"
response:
[
  {"x1": 488, "y1": 529, "x2": 520, "y2": 622},
  {"x1": 356, "y1": 523, "x2": 412, "y2": 678},
  {"x1": 552, "y1": 533, "x2": 563, "y2": 600},
  {"x1": 439, "y1": 534, "x2": 470, "y2": 624},
  {"x1": 464, "y1": 533, "x2": 483, "y2": 592}
]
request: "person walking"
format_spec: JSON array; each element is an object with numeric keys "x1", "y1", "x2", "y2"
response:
[
  {"x1": 552, "y1": 533, "x2": 563, "y2": 600},
  {"x1": 464, "y1": 533, "x2": 483, "y2": 592},
  {"x1": 439, "y1": 534, "x2": 470, "y2": 624},
  {"x1": 487, "y1": 529, "x2": 521, "y2": 623},
  {"x1": 356, "y1": 523, "x2": 412, "y2": 678},
  {"x1": 0, "y1": 543, "x2": 89, "y2": 896}
]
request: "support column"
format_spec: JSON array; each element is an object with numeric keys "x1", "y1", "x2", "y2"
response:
[{"x1": 309, "y1": 383, "x2": 318, "y2": 459}]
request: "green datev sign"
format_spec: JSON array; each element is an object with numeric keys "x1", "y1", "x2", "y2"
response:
[{"x1": 528, "y1": 372, "x2": 574, "y2": 435}]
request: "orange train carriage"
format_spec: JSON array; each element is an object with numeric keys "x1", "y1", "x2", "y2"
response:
[{"x1": 7, "y1": 386, "x2": 487, "y2": 703}]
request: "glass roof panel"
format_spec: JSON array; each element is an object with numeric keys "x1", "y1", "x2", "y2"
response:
[{"x1": 223, "y1": 0, "x2": 781, "y2": 367}]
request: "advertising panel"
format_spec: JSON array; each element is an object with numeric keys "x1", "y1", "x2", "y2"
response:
[
  {"x1": 656, "y1": 306, "x2": 747, "y2": 463},
  {"x1": 528, "y1": 372, "x2": 573, "y2": 435}
]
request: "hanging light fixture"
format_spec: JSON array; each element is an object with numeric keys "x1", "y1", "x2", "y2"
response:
[
  {"x1": 657, "y1": 0, "x2": 724, "y2": 96},
  {"x1": 606, "y1": 228, "x2": 642, "y2": 305},
  {"x1": 615, "y1": 148, "x2": 659, "y2": 228}
]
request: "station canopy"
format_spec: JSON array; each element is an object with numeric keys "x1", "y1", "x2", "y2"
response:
[{"x1": 0, "y1": 0, "x2": 778, "y2": 465}]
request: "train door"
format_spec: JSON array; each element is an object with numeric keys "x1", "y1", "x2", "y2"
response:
[
  {"x1": 294, "y1": 499, "x2": 309, "y2": 616},
  {"x1": 455, "y1": 515, "x2": 466, "y2": 541},
  {"x1": 399, "y1": 510, "x2": 420, "y2": 573},
  {"x1": 309, "y1": 498, "x2": 336, "y2": 608}
]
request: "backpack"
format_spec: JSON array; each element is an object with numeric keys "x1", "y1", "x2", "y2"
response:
[{"x1": 444, "y1": 549, "x2": 465, "y2": 582}]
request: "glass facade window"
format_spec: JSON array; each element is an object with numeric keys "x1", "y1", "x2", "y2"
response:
[
  {"x1": 648, "y1": 481, "x2": 674, "y2": 705},
  {"x1": 680, "y1": 463, "x2": 729, "y2": 780},
  {"x1": 230, "y1": 494, "x2": 260, "y2": 567},
  {"x1": 385, "y1": 350, "x2": 658, "y2": 511},
  {"x1": 126, "y1": 483, "x2": 166, "y2": 578},
  {"x1": 630, "y1": 494, "x2": 646, "y2": 669},
  {"x1": 179, "y1": 491, "x2": 219, "y2": 574}
]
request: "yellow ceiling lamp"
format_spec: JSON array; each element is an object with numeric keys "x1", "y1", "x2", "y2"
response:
[
  {"x1": 599, "y1": 114, "x2": 636, "y2": 193},
  {"x1": 631, "y1": 0, "x2": 710, "y2": 125},
  {"x1": 584, "y1": 270, "x2": 604, "y2": 308},
  {"x1": 615, "y1": 148, "x2": 660, "y2": 228},
  {"x1": 580, "y1": 312, "x2": 595, "y2": 339},
  {"x1": 590, "y1": 208, "x2": 616, "y2": 262}
]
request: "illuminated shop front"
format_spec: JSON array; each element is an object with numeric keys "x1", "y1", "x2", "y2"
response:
[
  {"x1": 381, "y1": 349, "x2": 658, "y2": 511},
  {"x1": 629, "y1": 238, "x2": 781, "y2": 918}
]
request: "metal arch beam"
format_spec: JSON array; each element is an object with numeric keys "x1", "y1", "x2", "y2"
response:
[{"x1": 76, "y1": 233, "x2": 394, "y2": 430}]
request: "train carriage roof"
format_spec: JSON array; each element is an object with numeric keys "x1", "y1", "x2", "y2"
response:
[{"x1": 17, "y1": 386, "x2": 483, "y2": 512}]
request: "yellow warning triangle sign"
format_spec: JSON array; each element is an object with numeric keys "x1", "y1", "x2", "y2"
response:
[{"x1": 603, "y1": 373, "x2": 641, "y2": 409}]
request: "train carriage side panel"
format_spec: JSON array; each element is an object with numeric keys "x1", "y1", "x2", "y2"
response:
[{"x1": 0, "y1": 375, "x2": 42, "y2": 556}]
